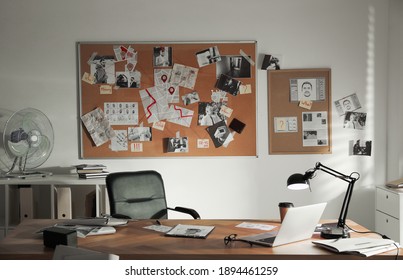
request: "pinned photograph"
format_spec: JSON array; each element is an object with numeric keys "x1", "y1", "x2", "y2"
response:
[
  {"x1": 343, "y1": 112, "x2": 366, "y2": 130},
  {"x1": 182, "y1": 91, "x2": 200, "y2": 106},
  {"x1": 196, "y1": 46, "x2": 221, "y2": 67},
  {"x1": 128, "y1": 127, "x2": 152, "y2": 142},
  {"x1": 290, "y1": 78, "x2": 326, "y2": 102},
  {"x1": 206, "y1": 121, "x2": 230, "y2": 148},
  {"x1": 167, "y1": 137, "x2": 189, "y2": 153},
  {"x1": 216, "y1": 55, "x2": 251, "y2": 78},
  {"x1": 261, "y1": 54, "x2": 281, "y2": 70},
  {"x1": 215, "y1": 74, "x2": 241, "y2": 96},
  {"x1": 90, "y1": 55, "x2": 115, "y2": 84},
  {"x1": 116, "y1": 72, "x2": 130, "y2": 88},
  {"x1": 153, "y1": 46, "x2": 172, "y2": 67},
  {"x1": 198, "y1": 102, "x2": 227, "y2": 126},
  {"x1": 349, "y1": 139, "x2": 372, "y2": 156},
  {"x1": 334, "y1": 93, "x2": 362, "y2": 116}
]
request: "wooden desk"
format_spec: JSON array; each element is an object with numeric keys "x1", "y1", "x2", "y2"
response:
[{"x1": 0, "y1": 219, "x2": 400, "y2": 260}]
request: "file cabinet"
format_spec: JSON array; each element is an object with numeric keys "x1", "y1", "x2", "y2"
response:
[{"x1": 375, "y1": 185, "x2": 403, "y2": 243}]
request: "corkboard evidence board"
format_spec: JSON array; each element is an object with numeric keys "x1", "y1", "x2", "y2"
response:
[
  {"x1": 268, "y1": 68, "x2": 332, "y2": 154},
  {"x1": 77, "y1": 41, "x2": 257, "y2": 158}
]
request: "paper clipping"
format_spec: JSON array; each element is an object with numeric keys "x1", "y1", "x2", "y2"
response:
[{"x1": 302, "y1": 111, "x2": 328, "y2": 147}]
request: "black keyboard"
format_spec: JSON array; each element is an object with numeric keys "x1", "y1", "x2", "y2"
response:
[{"x1": 257, "y1": 236, "x2": 276, "y2": 243}]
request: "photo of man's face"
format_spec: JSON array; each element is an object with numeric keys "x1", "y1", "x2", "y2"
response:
[
  {"x1": 343, "y1": 99, "x2": 352, "y2": 111},
  {"x1": 302, "y1": 81, "x2": 313, "y2": 97},
  {"x1": 297, "y1": 79, "x2": 317, "y2": 101}
]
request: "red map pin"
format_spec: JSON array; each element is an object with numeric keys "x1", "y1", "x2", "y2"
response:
[
  {"x1": 161, "y1": 75, "x2": 168, "y2": 82},
  {"x1": 168, "y1": 87, "x2": 175, "y2": 95}
]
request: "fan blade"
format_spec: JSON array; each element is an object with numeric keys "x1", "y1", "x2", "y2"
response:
[{"x1": 7, "y1": 140, "x2": 29, "y2": 157}]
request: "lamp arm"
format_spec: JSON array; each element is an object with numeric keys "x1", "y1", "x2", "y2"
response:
[
  {"x1": 312, "y1": 162, "x2": 359, "y2": 230},
  {"x1": 337, "y1": 179, "x2": 357, "y2": 228},
  {"x1": 314, "y1": 162, "x2": 352, "y2": 183}
]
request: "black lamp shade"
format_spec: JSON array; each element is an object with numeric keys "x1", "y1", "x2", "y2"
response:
[{"x1": 287, "y1": 173, "x2": 310, "y2": 190}]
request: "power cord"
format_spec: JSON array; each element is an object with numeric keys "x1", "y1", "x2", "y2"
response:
[{"x1": 345, "y1": 224, "x2": 400, "y2": 260}]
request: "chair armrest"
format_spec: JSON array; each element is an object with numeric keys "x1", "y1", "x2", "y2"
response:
[
  {"x1": 168, "y1": 206, "x2": 201, "y2": 219},
  {"x1": 111, "y1": 213, "x2": 132, "y2": 219}
]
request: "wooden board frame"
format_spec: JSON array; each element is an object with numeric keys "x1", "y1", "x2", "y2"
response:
[
  {"x1": 268, "y1": 68, "x2": 332, "y2": 154},
  {"x1": 77, "y1": 41, "x2": 257, "y2": 158}
]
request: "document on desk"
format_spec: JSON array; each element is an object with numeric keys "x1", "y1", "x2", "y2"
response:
[
  {"x1": 165, "y1": 224, "x2": 215, "y2": 239},
  {"x1": 60, "y1": 217, "x2": 128, "y2": 226},
  {"x1": 312, "y1": 237, "x2": 398, "y2": 257}
]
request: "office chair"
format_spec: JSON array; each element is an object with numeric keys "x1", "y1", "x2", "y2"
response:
[{"x1": 105, "y1": 170, "x2": 200, "y2": 219}]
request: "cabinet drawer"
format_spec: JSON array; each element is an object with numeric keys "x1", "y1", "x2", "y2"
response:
[
  {"x1": 375, "y1": 211, "x2": 400, "y2": 242},
  {"x1": 376, "y1": 188, "x2": 400, "y2": 218}
]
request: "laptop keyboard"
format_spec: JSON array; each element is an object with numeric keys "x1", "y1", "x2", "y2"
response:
[{"x1": 257, "y1": 236, "x2": 276, "y2": 243}]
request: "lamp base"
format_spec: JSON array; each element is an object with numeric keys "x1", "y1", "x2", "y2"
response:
[{"x1": 319, "y1": 222, "x2": 350, "y2": 239}]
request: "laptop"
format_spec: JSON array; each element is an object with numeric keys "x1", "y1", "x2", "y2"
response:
[{"x1": 240, "y1": 202, "x2": 327, "y2": 247}]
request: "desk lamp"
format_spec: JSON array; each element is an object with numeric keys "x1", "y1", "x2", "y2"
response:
[{"x1": 287, "y1": 162, "x2": 360, "y2": 239}]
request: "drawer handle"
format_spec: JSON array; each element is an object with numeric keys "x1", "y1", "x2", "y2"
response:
[
  {"x1": 386, "y1": 219, "x2": 389, "y2": 223},
  {"x1": 386, "y1": 195, "x2": 388, "y2": 199}
]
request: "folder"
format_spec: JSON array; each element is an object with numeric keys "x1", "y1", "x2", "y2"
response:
[
  {"x1": 56, "y1": 187, "x2": 72, "y2": 219},
  {"x1": 19, "y1": 187, "x2": 34, "y2": 220}
]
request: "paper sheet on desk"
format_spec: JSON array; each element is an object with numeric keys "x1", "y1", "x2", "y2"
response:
[{"x1": 312, "y1": 237, "x2": 398, "y2": 257}]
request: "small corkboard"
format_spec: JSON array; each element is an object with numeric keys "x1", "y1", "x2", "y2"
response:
[{"x1": 268, "y1": 68, "x2": 332, "y2": 154}]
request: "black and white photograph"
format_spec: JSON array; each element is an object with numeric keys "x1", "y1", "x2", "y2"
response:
[
  {"x1": 167, "y1": 137, "x2": 189, "y2": 153},
  {"x1": 90, "y1": 55, "x2": 115, "y2": 84},
  {"x1": 334, "y1": 93, "x2": 362, "y2": 116},
  {"x1": 261, "y1": 54, "x2": 281, "y2": 70},
  {"x1": 182, "y1": 91, "x2": 200, "y2": 106},
  {"x1": 196, "y1": 46, "x2": 221, "y2": 67},
  {"x1": 343, "y1": 112, "x2": 366, "y2": 130},
  {"x1": 206, "y1": 121, "x2": 230, "y2": 148},
  {"x1": 215, "y1": 74, "x2": 241, "y2": 96},
  {"x1": 153, "y1": 46, "x2": 172, "y2": 67},
  {"x1": 129, "y1": 70, "x2": 141, "y2": 88},
  {"x1": 115, "y1": 72, "x2": 130, "y2": 88},
  {"x1": 216, "y1": 55, "x2": 251, "y2": 78},
  {"x1": 198, "y1": 102, "x2": 227, "y2": 126},
  {"x1": 349, "y1": 139, "x2": 372, "y2": 156},
  {"x1": 128, "y1": 127, "x2": 152, "y2": 142}
]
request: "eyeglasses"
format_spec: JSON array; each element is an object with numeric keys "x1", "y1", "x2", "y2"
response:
[{"x1": 223, "y1": 234, "x2": 253, "y2": 246}]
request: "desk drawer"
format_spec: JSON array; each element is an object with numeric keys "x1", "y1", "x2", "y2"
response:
[
  {"x1": 376, "y1": 188, "x2": 400, "y2": 218},
  {"x1": 375, "y1": 210, "x2": 400, "y2": 242}
]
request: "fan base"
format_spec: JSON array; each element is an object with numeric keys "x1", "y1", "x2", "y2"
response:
[{"x1": 2, "y1": 171, "x2": 53, "y2": 179}]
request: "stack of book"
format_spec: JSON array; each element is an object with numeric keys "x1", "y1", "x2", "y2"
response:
[{"x1": 75, "y1": 164, "x2": 109, "y2": 179}]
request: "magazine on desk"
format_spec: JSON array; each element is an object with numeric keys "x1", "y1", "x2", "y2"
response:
[
  {"x1": 165, "y1": 224, "x2": 215, "y2": 239},
  {"x1": 312, "y1": 237, "x2": 398, "y2": 257}
]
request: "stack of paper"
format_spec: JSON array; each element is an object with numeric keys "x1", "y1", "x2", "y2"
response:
[{"x1": 312, "y1": 237, "x2": 399, "y2": 257}]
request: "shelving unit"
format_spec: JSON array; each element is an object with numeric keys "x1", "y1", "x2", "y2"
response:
[{"x1": 0, "y1": 174, "x2": 108, "y2": 238}]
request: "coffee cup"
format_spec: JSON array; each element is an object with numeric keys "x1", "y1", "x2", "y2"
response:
[{"x1": 278, "y1": 202, "x2": 294, "y2": 223}]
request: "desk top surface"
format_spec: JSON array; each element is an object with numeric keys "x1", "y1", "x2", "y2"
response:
[{"x1": 0, "y1": 219, "x2": 400, "y2": 260}]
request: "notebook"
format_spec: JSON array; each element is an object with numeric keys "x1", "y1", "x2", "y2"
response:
[{"x1": 239, "y1": 202, "x2": 327, "y2": 247}]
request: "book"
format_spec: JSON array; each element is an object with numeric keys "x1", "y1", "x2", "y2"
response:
[
  {"x1": 312, "y1": 237, "x2": 398, "y2": 257},
  {"x1": 76, "y1": 169, "x2": 105, "y2": 174},
  {"x1": 74, "y1": 164, "x2": 106, "y2": 170},
  {"x1": 165, "y1": 224, "x2": 215, "y2": 239},
  {"x1": 78, "y1": 171, "x2": 109, "y2": 179},
  {"x1": 386, "y1": 178, "x2": 403, "y2": 188}
]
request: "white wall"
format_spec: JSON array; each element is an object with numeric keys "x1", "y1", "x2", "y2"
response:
[{"x1": 0, "y1": 0, "x2": 397, "y2": 230}]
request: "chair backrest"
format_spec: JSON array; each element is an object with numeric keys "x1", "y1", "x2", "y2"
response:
[{"x1": 106, "y1": 170, "x2": 169, "y2": 219}]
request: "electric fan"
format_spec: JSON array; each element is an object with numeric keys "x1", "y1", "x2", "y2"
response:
[{"x1": 0, "y1": 108, "x2": 54, "y2": 179}]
